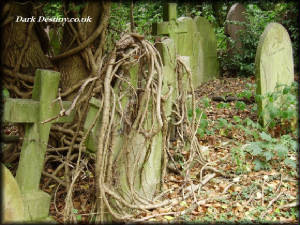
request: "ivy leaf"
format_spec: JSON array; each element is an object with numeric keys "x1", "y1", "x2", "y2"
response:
[
  {"x1": 263, "y1": 151, "x2": 274, "y2": 161},
  {"x1": 247, "y1": 142, "x2": 262, "y2": 156},
  {"x1": 274, "y1": 144, "x2": 288, "y2": 159},
  {"x1": 235, "y1": 101, "x2": 246, "y2": 110},
  {"x1": 72, "y1": 208, "x2": 78, "y2": 214},
  {"x1": 259, "y1": 132, "x2": 273, "y2": 142},
  {"x1": 284, "y1": 158, "x2": 296, "y2": 169},
  {"x1": 2, "y1": 88, "x2": 9, "y2": 98},
  {"x1": 253, "y1": 159, "x2": 265, "y2": 171}
]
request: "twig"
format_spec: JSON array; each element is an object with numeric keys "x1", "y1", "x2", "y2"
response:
[{"x1": 260, "y1": 192, "x2": 283, "y2": 218}]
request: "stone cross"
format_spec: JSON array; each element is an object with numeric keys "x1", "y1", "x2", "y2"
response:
[
  {"x1": 2, "y1": 69, "x2": 74, "y2": 220},
  {"x1": 152, "y1": 3, "x2": 219, "y2": 88},
  {"x1": 152, "y1": 3, "x2": 188, "y2": 39}
]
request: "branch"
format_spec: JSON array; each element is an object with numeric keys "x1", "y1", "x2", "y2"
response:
[{"x1": 51, "y1": 2, "x2": 111, "y2": 61}]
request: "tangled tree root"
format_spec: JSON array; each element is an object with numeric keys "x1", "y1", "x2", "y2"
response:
[{"x1": 3, "y1": 33, "x2": 217, "y2": 223}]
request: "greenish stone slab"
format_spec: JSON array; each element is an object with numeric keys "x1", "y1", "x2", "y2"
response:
[
  {"x1": 16, "y1": 69, "x2": 60, "y2": 193},
  {"x1": 163, "y1": 3, "x2": 177, "y2": 21},
  {"x1": 3, "y1": 98, "x2": 74, "y2": 123},
  {"x1": 22, "y1": 191, "x2": 51, "y2": 220},
  {"x1": 52, "y1": 101, "x2": 75, "y2": 123},
  {"x1": 83, "y1": 97, "x2": 102, "y2": 152},
  {"x1": 255, "y1": 22, "x2": 294, "y2": 126},
  {"x1": 0, "y1": 69, "x2": 75, "y2": 221},
  {"x1": 153, "y1": 3, "x2": 219, "y2": 89},
  {"x1": 3, "y1": 99, "x2": 39, "y2": 123},
  {"x1": 194, "y1": 16, "x2": 219, "y2": 83},
  {"x1": 2, "y1": 163, "x2": 25, "y2": 223}
]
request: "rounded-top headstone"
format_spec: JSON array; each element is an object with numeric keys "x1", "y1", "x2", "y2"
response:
[
  {"x1": 2, "y1": 164, "x2": 25, "y2": 223},
  {"x1": 225, "y1": 3, "x2": 246, "y2": 53},
  {"x1": 255, "y1": 22, "x2": 294, "y2": 125}
]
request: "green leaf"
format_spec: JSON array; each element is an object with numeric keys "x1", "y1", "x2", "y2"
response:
[
  {"x1": 247, "y1": 142, "x2": 262, "y2": 156},
  {"x1": 253, "y1": 159, "x2": 265, "y2": 171},
  {"x1": 2, "y1": 88, "x2": 9, "y2": 98},
  {"x1": 284, "y1": 158, "x2": 296, "y2": 169},
  {"x1": 76, "y1": 215, "x2": 82, "y2": 221},
  {"x1": 274, "y1": 144, "x2": 288, "y2": 159},
  {"x1": 164, "y1": 216, "x2": 174, "y2": 220},
  {"x1": 233, "y1": 116, "x2": 241, "y2": 123},
  {"x1": 259, "y1": 132, "x2": 273, "y2": 142},
  {"x1": 202, "y1": 97, "x2": 211, "y2": 108},
  {"x1": 263, "y1": 151, "x2": 274, "y2": 161},
  {"x1": 217, "y1": 118, "x2": 228, "y2": 128},
  {"x1": 72, "y1": 208, "x2": 78, "y2": 214},
  {"x1": 235, "y1": 101, "x2": 246, "y2": 110}
]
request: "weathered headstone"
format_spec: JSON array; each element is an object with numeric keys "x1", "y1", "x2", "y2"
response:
[
  {"x1": 255, "y1": 23, "x2": 294, "y2": 126},
  {"x1": 83, "y1": 39, "x2": 179, "y2": 201},
  {"x1": 225, "y1": 3, "x2": 247, "y2": 54},
  {"x1": 2, "y1": 69, "x2": 74, "y2": 221},
  {"x1": 194, "y1": 16, "x2": 219, "y2": 83},
  {"x1": 2, "y1": 164, "x2": 25, "y2": 223},
  {"x1": 153, "y1": 3, "x2": 219, "y2": 88}
]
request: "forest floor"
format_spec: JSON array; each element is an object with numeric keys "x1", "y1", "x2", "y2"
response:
[{"x1": 4, "y1": 76, "x2": 297, "y2": 223}]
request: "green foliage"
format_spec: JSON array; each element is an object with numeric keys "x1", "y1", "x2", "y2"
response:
[
  {"x1": 2, "y1": 88, "x2": 10, "y2": 98},
  {"x1": 217, "y1": 102, "x2": 230, "y2": 109},
  {"x1": 235, "y1": 101, "x2": 246, "y2": 111},
  {"x1": 220, "y1": 2, "x2": 299, "y2": 75},
  {"x1": 245, "y1": 132, "x2": 297, "y2": 171},
  {"x1": 237, "y1": 89, "x2": 252, "y2": 99},
  {"x1": 107, "y1": 1, "x2": 163, "y2": 49},
  {"x1": 43, "y1": 2, "x2": 63, "y2": 18},
  {"x1": 231, "y1": 146, "x2": 247, "y2": 173},
  {"x1": 229, "y1": 82, "x2": 298, "y2": 172},
  {"x1": 260, "y1": 82, "x2": 298, "y2": 135}
]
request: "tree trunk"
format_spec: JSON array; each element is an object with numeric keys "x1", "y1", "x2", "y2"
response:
[
  {"x1": 1, "y1": 2, "x2": 53, "y2": 74},
  {"x1": 55, "y1": 2, "x2": 104, "y2": 100}
]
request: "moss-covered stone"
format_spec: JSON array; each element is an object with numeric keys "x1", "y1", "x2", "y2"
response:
[
  {"x1": 153, "y1": 4, "x2": 219, "y2": 89},
  {"x1": 255, "y1": 23, "x2": 294, "y2": 126},
  {"x1": 2, "y1": 164, "x2": 25, "y2": 223},
  {"x1": 2, "y1": 69, "x2": 75, "y2": 221}
]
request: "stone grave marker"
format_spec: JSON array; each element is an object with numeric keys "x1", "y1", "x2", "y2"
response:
[
  {"x1": 153, "y1": 3, "x2": 219, "y2": 88},
  {"x1": 83, "y1": 39, "x2": 179, "y2": 200},
  {"x1": 255, "y1": 22, "x2": 294, "y2": 126},
  {"x1": 225, "y1": 3, "x2": 247, "y2": 54},
  {"x1": 2, "y1": 163, "x2": 25, "y2": 223},
  {"x1": 194, "y1": 16, "x2": 219, "y2": 83},
  {"x1": 2, "y1": 69, "x2": 74, "y2": 221}
]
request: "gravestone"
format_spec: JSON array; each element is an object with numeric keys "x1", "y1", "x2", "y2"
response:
[
  {"x1": 255, "y1": 22, "x2": 294, "y2": 126},
  {"x1": 153, "y1": 3, "x2": 219, "y2": 88},
  {"x1": 194, "y1": 16, "x2": 219, "y2": 83},
  {"x1": 2, "y1": 69, "x2": 74, "y2": 221},
  {"x1": 83, "y1": 39, "x2": 179, "y2": 200},
  {"x1": 2, "y1": 164, "x2": 24, "y2": 223},
  {"x1": 225, "y1": 3, "x2": 247, "y2": 54}
]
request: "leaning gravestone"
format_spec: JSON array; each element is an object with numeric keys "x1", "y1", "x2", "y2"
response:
[
  {"x1": 225, "y1": 3, "x2": 247, "y2": 54},
  {"x1": 153, "y1": 3, "x2": 219, "y2": 88},
  {"x1": 2, "y1": 164, "x2": 25, "y2": 223},
  {"x1": 83, "y1": 39, "x2": 179, "y2": 200},
  {"x1": 255, "y1": 22, "x2": 294, "y2": 126}
]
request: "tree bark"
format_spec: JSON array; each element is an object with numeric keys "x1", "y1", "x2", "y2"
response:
[
  {"x1": 55, "y1": 2, "x2": 104, "y2": 100},
  {"x1": 0, "y1": 2, "x2": 53, "y2": 74}
]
